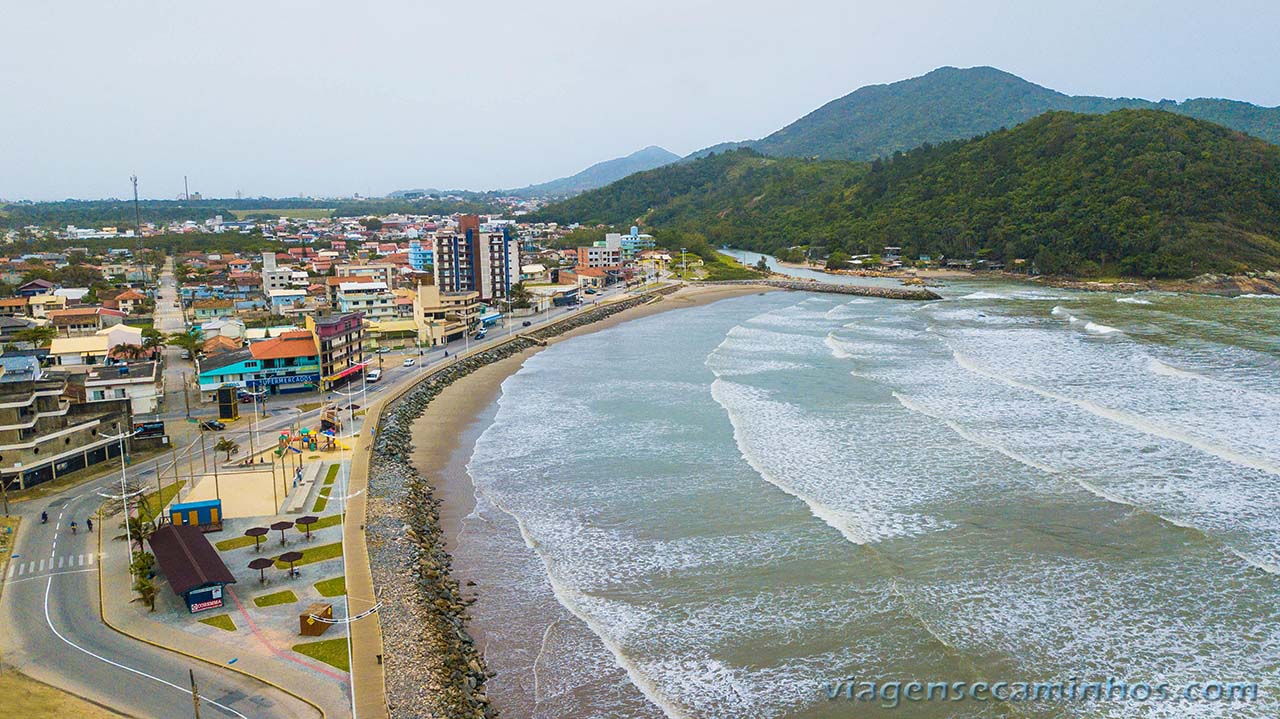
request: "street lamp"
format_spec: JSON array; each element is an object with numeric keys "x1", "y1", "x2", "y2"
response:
[
  {"x1": 680, "y1": 247, "x2": 687, "y2": 279},
  {"x1": 103, "y1": 428, "x2": 140, "y2": 561}
]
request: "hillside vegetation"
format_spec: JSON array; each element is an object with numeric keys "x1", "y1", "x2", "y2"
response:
[
  {"x1": 536, "y1": 110, "x2": 1280, "y2": 278},
  {"x1": 715, "y1": 66, "x2": 1280, "y2": 162}
]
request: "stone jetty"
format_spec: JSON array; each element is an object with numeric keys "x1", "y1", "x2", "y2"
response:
[
  {"x1": 696, "y1": 278, "x2": 941, "y2": 300},
  {"x1": 366, "y1": 288, "x2": 677, "y2": 719}
]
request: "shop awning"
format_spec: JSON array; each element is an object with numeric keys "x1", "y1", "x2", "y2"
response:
[{"x1": 324, "y1": 362, "x2": 369, "y2": 382}]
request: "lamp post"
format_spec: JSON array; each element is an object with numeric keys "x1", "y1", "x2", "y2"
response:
[
  {"x1": 680, "y1": 247, "x2": 687, "y2": 279},
  {"x1": 104, "y1": 428, "x2": 140, "y2": 560}
]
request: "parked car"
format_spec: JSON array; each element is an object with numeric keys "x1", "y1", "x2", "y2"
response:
[
  {"x1": 200, "y1": 419, "x2": 225, "y2": 431},
  {"x1": 375, "y1": 347, "x2": 391, "y2": 354},
  {"x1": 180, "y1": 350, "x2": 191, "y2": 359},
  {"x1": 366, "y1": 369, "x2": 382, "y2": 382},
  {"x1": 402, "y1": 357, "x2": 416, "y2": 367}
]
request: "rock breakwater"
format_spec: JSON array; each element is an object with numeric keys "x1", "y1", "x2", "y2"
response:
[
  {"x1": 366, "y1": 289, "x2": 675, "y2": 718},
  {"x1": 695, "y1": 278, "x2": 941, "y2": 300}
]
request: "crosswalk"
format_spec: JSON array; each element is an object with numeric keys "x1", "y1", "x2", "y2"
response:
[{"x1": 6, "y1": 553, "x2": 97, "y2": 579}]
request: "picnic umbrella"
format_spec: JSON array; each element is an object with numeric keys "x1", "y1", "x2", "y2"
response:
[
  {"x1": 245, "y1": 527, "x2": 269, "y2": 553},
  {"x1": 270, "y1": 520, "x2": 294, "y2": 545},
  {"x1": 248, "y1": 557, "x2": 274, "y2": 584},
  {"x1": 278, "y1": 550, "x2": 304, "y2": 579},
  {"x1": 296, "y1": 515, "x2": 319, "y2": 540}
]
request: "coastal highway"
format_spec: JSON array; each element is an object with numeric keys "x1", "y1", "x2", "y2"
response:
[{"x1": 0, "y1": 469, "x2": 318, "y2": 717}]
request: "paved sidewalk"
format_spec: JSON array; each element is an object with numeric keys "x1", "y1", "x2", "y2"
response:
[{"x1": 99, "y1": 523, "x2": 346, "y2": 717}]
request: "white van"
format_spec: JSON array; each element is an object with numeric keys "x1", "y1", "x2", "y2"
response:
[{"x1": 366, "y1": 369, "x2": 382, "y2": 383}]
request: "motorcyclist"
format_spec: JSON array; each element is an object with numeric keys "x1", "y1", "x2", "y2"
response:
[
  {"x1": 70, "y1": 520, "x2": 78, "y2": 535},
  {"x1": 86, "y1": 517, "x2": 94, "y2": 533},
  {"x1": 41, "y1": 511, "x2": 48, "y2": 524}
]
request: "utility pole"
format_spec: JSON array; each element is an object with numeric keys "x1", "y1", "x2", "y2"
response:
[
  {"x1": 131, "y1": 175, "x2": 142, "y2": 239},
  {"x1": 184, "y1": 175, "x2": 190, "y2": 201},
  {"x1": 189, "y1": 669, "x2": 202, "y2": 719},
  {"x1": 1, "y1": 476, "x2": 9, "y2": 517},
  {"x1": 199, "y1": 433, "x2": 208, "y2": 474},
  {"x1": 182, "y1": 372, "x2": 191, "y2": 418}
]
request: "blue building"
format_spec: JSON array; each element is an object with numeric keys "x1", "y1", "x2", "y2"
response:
[{"x1": 408, "y1": 239, "x2": 433, "y2": 272}]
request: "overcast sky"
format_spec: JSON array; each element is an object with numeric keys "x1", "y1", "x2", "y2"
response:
[{"x1": 3, "y1": 0, "x2": 1278, "y2": 201}]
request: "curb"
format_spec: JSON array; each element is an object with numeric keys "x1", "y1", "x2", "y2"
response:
[{"x1": 96, "y1": 508, "x2": 329, "y2": 718}]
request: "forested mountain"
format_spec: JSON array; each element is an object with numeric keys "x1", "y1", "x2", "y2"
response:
[
  {"x1": 697, "y1": 66, "x2": 1280, "y2": 162},
  {"x1": 508, "y1": 146, "x2": 680, "y2": 198},
  {"x1": 536, "y1": 109, "x2": 1280, "y2": 278}
]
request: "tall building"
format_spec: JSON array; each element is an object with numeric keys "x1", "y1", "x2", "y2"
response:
[
  {"x1": 433, "y1": 215, "x2": 520, "y2": 302},
  {"x1": 305, "y1": 312, "x2": 366, "y2": 389}
]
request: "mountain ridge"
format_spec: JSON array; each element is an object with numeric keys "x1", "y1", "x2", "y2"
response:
[
  {"x1": 690, "y1": 66, "x2": 1280, "y2": 161},
  {"x1": 537, "y1": 109, "x2": 1280, "y2": 279}
]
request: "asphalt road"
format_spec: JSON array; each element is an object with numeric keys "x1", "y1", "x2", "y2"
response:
[
  {"x1": 0, "y1": 473, "x2": 318, "y2": 718},
  {"x1": 0, "y1": 263, "x2": 666, "y2": 717}
]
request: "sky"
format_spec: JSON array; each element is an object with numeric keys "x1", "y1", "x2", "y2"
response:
[{"x1": 3, "y1": 0, "x2": 1279, "y2": 201}]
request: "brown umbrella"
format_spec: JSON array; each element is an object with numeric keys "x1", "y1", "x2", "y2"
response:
[
  {"x1": 270, "y1": 520, "x2": 294, "y2": 545},
  {"x1": 278, "y1": 550, "x2": 304, "y2": 579},
  {"x1": 295, "y1": 515, "x2": 319, "y2": 540},
  {"x1": 245, "y1": 527, "x2": 269, "y2": 553},
  {"x1": 248, "y1": 557, "x2": 274, "y2": 584}
]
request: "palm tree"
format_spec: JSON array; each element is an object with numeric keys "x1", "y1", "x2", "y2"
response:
[
  {"x1": 113, "y1": 343, "x2": 148, "y2": 360},
  {"x1": 142, "y1": 328, "x2": 167, "y2": 353},
  {"x1": 131, "y1": 575, "x2": 160, "y2": 612},
  {"x1": 214, "y1": 438, "x2": 240, "y2": 462},
  {"x1": 167, "y1": 330, "x2": 202, "y2": 357},
  {"x1": 116, "y1": 515, "x2": 157, "y2": 554}
]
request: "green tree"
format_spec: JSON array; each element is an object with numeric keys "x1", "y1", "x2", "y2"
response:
[
  {"x1": 507, "y1": 282, "x2": 532, "y2": 310},
  {"x1": 15, "y1": 325, "x2": 57, "y2": 347},
  {"x1": 215, "y1": 438, "x2": 240, "y2": 462},
  {"x1": 826, "y1": 251, "x2": 851, "y2": 270},
  {"x1": 167, "y1": 330, "x2": 202, "y2": 357},
  {"x1": 131, "y1": 575, "x2": 160, "y2": 612}
]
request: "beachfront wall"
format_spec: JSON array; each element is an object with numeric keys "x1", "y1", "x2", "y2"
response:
[
  {"x1": 363, "y1": 286, "x2": 679, "y2": 718},
  {"x1": 695, "y1": 279, "x2": 942, "y2": 300}
]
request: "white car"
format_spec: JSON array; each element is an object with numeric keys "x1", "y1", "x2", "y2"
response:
[
  {"x1": 366, "y1": 369, "x2": 382, "y2": 382},
  {"x1": 402, "y1": 357, "x2": 416, "y2": 367}
]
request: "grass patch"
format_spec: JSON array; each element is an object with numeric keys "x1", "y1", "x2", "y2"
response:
[
  {"x1": 323, "y1": 465, "x2": 339, "y2": 485},
  {"x1": 252, "y1": 589, "x2": 298, "y2": 608},
  {"x1": 198, "y1": 613, "x2": 237, "y2": 632},
  {"x1": 214, "y1": 534, "x2": 261, "y2": 552},
  {"x1": 292, "y1": 638, "x2": 349, "y2": 672},
  {"x1": 0, "y1": 668, "x2": 129, "y2": 718},
  {"x1": 137, "y1": 481, "x2": 185, "y2": 522},
  {"x1": 313, "y1": 576, "x2": 346, "y2": 597},
  {"x1": 229, "y1": 208, "x2": 333, "y2": 220},
  {"x1": 312, "y1": 486, "x2": 331, "y2": 512},
  {"x1": 296, "y1": 514, "x2": 342, "y2": 534},
  {"x1": 275, "y1": 542, "x2": 342, "y2": 569},
  {"x1": 295, "y1": 402, "x2": 322, "y2": 412}
]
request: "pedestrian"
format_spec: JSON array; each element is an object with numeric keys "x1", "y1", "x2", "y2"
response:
[{"x1": 86, "y1": 517, "x2": 93, "y2": 532}]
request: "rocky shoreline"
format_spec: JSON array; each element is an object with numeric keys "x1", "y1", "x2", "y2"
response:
[
  {"x1": 696, "y1": 278, "x2": 942, "y2": 300},
  {"x1": 365, "y1": 289, "x2": 677, "y2": 719}
]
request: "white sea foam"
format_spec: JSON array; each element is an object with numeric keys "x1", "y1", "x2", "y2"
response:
[
  {"x1": 1235, "y1": 293, "x2": 1279, "y2": 299},
  {"x1": 1117, "y1": 296, "x2": 1153, "y2": 304},
  {"x1": 1083, "y1": 320, "x2": 1124, "y2": 336},
  {"x1": 960, "y1": 290, "x2": 1007, "y2": 300}
]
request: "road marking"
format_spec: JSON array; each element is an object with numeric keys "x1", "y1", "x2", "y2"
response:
[
  {"x1": 38, "y1": 559, "x2": 44, "y2": 572},
  {"x1": 77, "y1": 555, "x2": 84, "y2": 566},
  {"x1": 6, "y1": 568, "x2": 95, "y2": 585},
  {"x1": 8, "y1": 563, "x2": 15, "y2": 578},
  {"x1": 88, "y1": 553, "x2": 95, "y2": 565},
  {"x1": 41, "y1": 516, "x2": 251, "y2": 718},
  {"x1": 58, "y1": 556, "x2": 64, "y2": 569}
]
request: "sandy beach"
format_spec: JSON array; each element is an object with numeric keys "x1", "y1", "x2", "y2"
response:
[{"x1": 407, "y1": 283, "x2": 776, "y2": 553}]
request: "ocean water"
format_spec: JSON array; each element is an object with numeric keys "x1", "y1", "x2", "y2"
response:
[{"x1": 453, "y1": 278, "x2": 1280, "y2": 719}]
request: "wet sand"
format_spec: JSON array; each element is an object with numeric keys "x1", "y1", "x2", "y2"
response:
[{"x1": 408, "y1": 284, "x2": 777, "y2": 553}]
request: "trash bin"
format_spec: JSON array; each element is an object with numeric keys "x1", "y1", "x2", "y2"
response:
[{"x1": 299, "y1": 602, "x2": 333, "y2": 637}]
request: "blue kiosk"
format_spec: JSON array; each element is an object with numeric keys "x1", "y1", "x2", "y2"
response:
[{"x1": 169, "y1": 499, "x2": 224, "y2": 532}]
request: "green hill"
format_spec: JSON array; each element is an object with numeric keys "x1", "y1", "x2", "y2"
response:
[
  {"x1": 537, "y1": 109, "x2": 1280, "y2": 278},
  {"x1": 700, "y1": 66, "x2": 1280, "y2": 162}
]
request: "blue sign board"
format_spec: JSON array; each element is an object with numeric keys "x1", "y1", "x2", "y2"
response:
[{"x1": 246, "y1": 373, "x2": 320, "y2": 388}]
